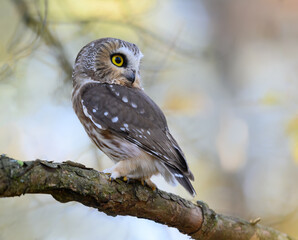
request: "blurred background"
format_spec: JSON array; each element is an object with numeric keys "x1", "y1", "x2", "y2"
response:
[{"x1": 0, "y1": 0, "x2": 298, "y2": 239}]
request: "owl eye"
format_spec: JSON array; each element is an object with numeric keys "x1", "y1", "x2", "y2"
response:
[{"x1": 111, "y1": 54, "x2": 125, "y2": 67}]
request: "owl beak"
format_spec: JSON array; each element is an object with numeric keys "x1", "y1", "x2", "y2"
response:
[{"x1": 124, "y1": 69, "x2": 136, "y2": 83}]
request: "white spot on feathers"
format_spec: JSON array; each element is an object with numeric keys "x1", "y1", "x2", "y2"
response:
[
  {"x1": 92, "y1": 109, "x2": 97, "y2": 113},
  {"x1": 104, "y1": 112, "x2": 109, "y2": 116},
  {"x1": 112, "y1": 117, "x2": 119, "y2": 123},
  {"x1": 174, "y1": 173, "x2": 183, "y2": 178},
  {"x1": 123, "y1": 123, "x2": 129, "y2": 128},
  {"x1": 151, "y1": 150, "x2": 160, "y2": 156},
  {"x1": 81, "y1": 100, "x2": 103, "y2": 129},
  {"x1": 122, "y1": 96, "x2": 128, "y2": 103},
  {"x1": 131, "y1": 102, "x2": 137, "y2": 108}
]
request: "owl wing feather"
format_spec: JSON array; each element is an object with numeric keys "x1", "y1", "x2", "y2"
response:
[{"x1": 81, "y1": 83, "x2": 195, "y2": 186}]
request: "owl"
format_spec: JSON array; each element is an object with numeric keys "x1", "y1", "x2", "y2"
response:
[{"x1": 72, "y1": 38, "x2": 196, "y2": 196}]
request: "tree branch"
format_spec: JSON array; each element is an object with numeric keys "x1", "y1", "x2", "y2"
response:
[
  {"x1": 0, "y1": 155, "x2": 294, "y2": 240},
  {"x1": 12, "y1": 0, "x2": 73, "y2": 82}
]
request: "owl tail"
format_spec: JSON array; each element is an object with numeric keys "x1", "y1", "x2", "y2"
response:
[
  {"x1": 165, "y1": 165, "x2": 196, "y2": 196},
  {"x1": 175, "y1": 174, "x2": 196, "y2": 197}
]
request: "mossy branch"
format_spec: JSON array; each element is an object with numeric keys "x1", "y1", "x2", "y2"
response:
[{"x1": 0, "y1": 155, "x2": 294, "y2": 240}]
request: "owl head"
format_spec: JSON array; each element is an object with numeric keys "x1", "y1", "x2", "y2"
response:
[{"x1": 72, "y1": 38, "x2": 143, "y2": 88}]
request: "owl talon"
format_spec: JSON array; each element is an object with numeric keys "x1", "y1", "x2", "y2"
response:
[
  {"x1": 140, "y1": 179, "x2": 145, "y2": 186},
  {"x1": 107, "y1": 173, "x2": 119, "y2": 182},
  {"x1": 145, "y1": 179, "x2": 157, "y2": 192},
  {"x1": 123, "y1": 176, "x2": 129, "y2": 182},
  {"x1": 111, "y1": 171, "x2": 121, "y2": 179}
]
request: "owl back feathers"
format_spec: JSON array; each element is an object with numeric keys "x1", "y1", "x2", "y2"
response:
[{"x1": 80, "y1": 83, "x2": 196, "y2": 196}]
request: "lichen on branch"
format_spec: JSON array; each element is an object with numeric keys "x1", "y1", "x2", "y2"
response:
[{"x1": 0, "y1": 155, "x2": 294, "y2": 240}]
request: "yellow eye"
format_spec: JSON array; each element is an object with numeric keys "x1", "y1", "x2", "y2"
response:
[{"x1": 111, "y1": 55, "x2": 124, "y2": 67}]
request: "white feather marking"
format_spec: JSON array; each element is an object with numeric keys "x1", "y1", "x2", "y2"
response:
[
  {"x1": 174, "y1": 173, "x2": 184, "y2": 178},
  {"x1": 104, "y1": 111, "x2": 109, "y2": 116},
  {"x1": 131, "y1": 102, "x2": 137, "y2": 108},
  {"x1": 120, "y1": 127, "x2": 125, "y2": 131},
  {"x1": 151, "y1": 150, "x2": 160, "y2": 156},
  {"x1": 147, "y1": 130, "x2": 151, "y2": 135},
  {"x1": 112, "y1": 116, "x2": 119, "y2": 123},
  {"x1": 81, "y1": 100, "x2": 103, "y2": 129},
  {"x1": 122, "y1": 96, "x2": 128, "y2": 103},
  {"x1": 92, "y1": 109, "x2": 97, "y2": 113},
  {"x1": 123, "y1": 123, "x2": 129, "y2": 128},
  {"x1": 133, "y1": 139, "x2": 141, "y2": 145}
]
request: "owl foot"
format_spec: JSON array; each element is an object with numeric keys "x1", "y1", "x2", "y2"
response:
[
  {"x1": 140, "y1": 179, "x2": 145, "y2": 186},
  {"x1": 110, "y1": 171, "x2": 121, "y2": 180},
  {"x1": 103, "y1": 167, "x2": 131, "y2": 184},
  {"x1": 103, "y1": 168, "x2": 122, "y2": 181},
  {"x1": 144, "y1": 178, "x2": 157, "y2": 192},
  {"x1": 123, "y1": 176, "x2": 130, "y2": 182}
]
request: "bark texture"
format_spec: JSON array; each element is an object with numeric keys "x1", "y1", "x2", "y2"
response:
[{"x1": 0, "y1": 155, "x2": 294, "y2": 240}]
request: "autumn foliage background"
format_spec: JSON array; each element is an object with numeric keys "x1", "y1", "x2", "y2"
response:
[{"x1": 0, "y1": 0, "x2": 298, "y2": 239}]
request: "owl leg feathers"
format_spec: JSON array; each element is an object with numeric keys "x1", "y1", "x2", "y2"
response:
[
  {"x1": 103, "y1": 161, "x2": 131, "y2": 180},
  {"x1": 102, "y1": 160, "x2": 158, "y2": 191},
  {"x1": 103, "y1": 160, "x2": 152, "y2": 180},
  {"x1": 144, "y1": 178, "x2": 157, "y2": 191}
]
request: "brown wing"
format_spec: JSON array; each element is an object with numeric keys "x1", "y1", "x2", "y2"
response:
[{"x1": 81, "y1": 83, "x2": 195, "y2": 194}]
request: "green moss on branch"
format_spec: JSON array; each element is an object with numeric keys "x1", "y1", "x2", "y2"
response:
[{"x1": 0, "y1": 155, "x2": 294, "y2": 240}]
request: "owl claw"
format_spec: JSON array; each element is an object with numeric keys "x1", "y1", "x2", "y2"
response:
[
  {"x1": 144, "y1": 179, "x2": 157, "y2": 192},
  {"x1": 140, "y1": 179, "x2": 145, "y2": 186},
  {"x1": 103, "y1": 169, "x2": 121, "y2": 182},
  {"x1": 123, "y1": 176, "x2": 129, "y2": 182}
]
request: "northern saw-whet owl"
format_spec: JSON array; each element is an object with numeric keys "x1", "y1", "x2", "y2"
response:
[{"x1": 72, "y1": 38, "x2": 196, "y2": 196}]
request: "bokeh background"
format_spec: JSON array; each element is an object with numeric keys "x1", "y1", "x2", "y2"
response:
[{"x1": 1, "y1": 0, "x2": 298, "y2": 239}]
